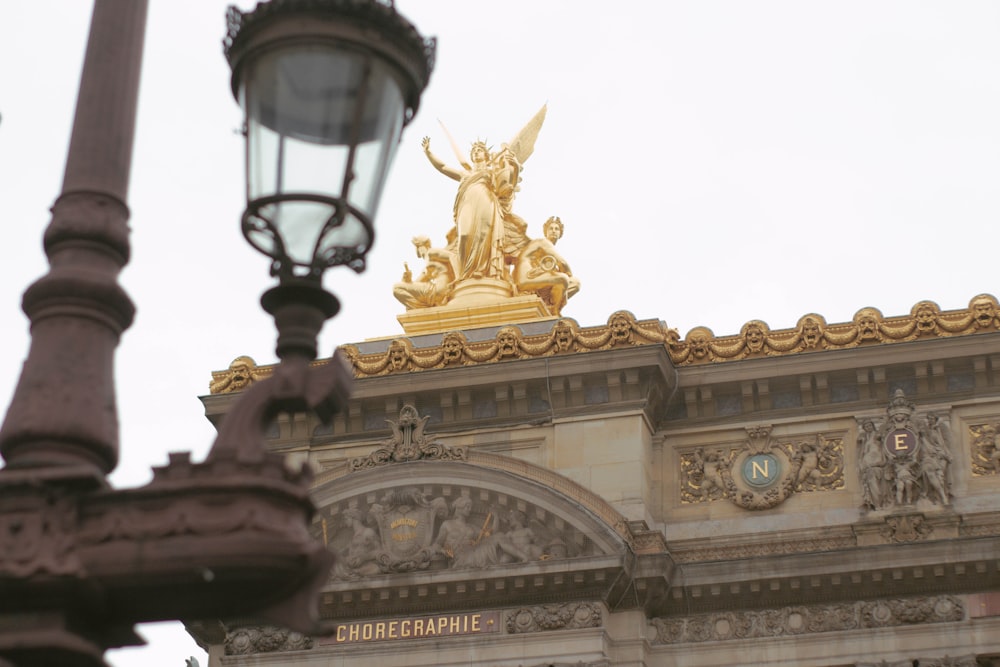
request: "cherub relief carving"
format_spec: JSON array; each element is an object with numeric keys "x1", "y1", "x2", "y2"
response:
[{"x1": 680, "y1": 427, "x2": 843, "y2": 509}]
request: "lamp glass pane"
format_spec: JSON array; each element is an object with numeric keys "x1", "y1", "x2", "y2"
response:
[
  {"x1": 245, "y1": 45, "x2": 366, "y2": 201},
  {"x1": 240, "y1": 44, "x2": 407, "y2": 268},
  {"x1": 346, "y1": 64, "x2": 405, "y2": 219}
]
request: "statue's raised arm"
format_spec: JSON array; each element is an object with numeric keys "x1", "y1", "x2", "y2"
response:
[{"x1": 421, "y1": 136, "x2": 466, "y2": 181}]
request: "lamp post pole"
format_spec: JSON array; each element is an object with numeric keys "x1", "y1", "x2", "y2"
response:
[{"x1": 0, "y1": 1, "x2": 433, "y2": 665}]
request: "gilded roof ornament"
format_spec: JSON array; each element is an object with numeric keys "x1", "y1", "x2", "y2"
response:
[
  {"x1": 667, "y1": 294, "x2": 1000, "y2": 366},
  {"x1": 392, "y1": 106, "x2": 581, "y2": 335},
  {"x1": 209, "y1": 295, "x2": 1000, "y2": 392}
]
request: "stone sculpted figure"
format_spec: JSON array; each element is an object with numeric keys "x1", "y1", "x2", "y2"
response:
[
  {"x1": 512, "y1": 216, "x2": 580, "y2": 316},
  {"x1": 392, "y1": 235, "x2": 457, "y2": 309},
  {"x1": 858, "y1": 420, "x2": 889, "y2": 509},
  {"x1": 919, "y1": 414, "x2": 951, "y2": 505},
  {"x1": 432, "y1": 495, "x2": 482, "y2": 564},
  {"x1": 331, "y1": 508, "x2": 381, "y2": 579},
  {"x1": 432, "y1": 496, "x2": 546, "y2": 569},
  {"x1": 893, "y1": 456, "x2": 918, "y2": 506},
  {"x1": 497, "y1": 510, "x2": 543, "y2": 562}
]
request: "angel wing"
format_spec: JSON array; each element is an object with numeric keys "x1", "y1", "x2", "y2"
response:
[{"x1": 507, "y1": 104, "x2": 547, "y2": 165}]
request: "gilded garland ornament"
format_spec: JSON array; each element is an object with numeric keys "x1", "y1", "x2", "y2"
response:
[{"x1": 209, "y1": 295, "x2": 1000, "y2": 390}]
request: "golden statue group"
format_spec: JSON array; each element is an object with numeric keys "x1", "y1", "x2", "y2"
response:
[{"x1": 393, "y1": 106, "x2": 580, "y2": 328}]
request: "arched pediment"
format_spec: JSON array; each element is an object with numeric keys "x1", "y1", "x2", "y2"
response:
[
  {"x1": 309, "y1": 442, "x2": 654, "y2": 619},
  {"x1": 315, "y1": 458, "x2": 627, "y2": 567}
]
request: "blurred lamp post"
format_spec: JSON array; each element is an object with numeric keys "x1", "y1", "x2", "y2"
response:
[{"x1": 0, "y1": 0, "x2": 432, "y2": 665}]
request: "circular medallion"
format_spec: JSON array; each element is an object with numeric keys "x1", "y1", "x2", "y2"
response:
[
  {"x1": 742, "y1": 453, "x2": 780, "y2": 487},
  {"x1": 883, "y1": 428, "x2": 918, "y2": 457}
]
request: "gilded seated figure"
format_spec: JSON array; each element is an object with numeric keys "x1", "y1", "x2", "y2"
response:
[
  {"x1": 513, "y1": 216, "x2": 580, "y2": 316},
  {"x1": 392, "y1": 235, "x2": 457, "y2": 309}
]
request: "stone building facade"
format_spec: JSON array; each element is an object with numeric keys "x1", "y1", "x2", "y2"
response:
[{"x1": 192, "y1": 294, "x2": 1000, "y2": 667}]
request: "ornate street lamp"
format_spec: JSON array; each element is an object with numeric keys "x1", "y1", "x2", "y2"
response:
[
  {"x1": 0, "y1": 0, "x2": 433, "y2": 665},
  {"x1": 224, "y1": 0, "x2": 434, "y2": 361}
]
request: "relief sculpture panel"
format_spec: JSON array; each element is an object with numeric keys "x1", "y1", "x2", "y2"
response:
[
  {"x1": 680, "y1": 425, "x2": 844, "y2": 510},
  {"x1": 325, "y1": 487, "x2": 583, "y2": 580},
  {"x1": 857, "y1": 390, "x2": 953, "y2": 511},
  {"x1": 969, "y1": 420, "x2": 1000, "y2": 476}
]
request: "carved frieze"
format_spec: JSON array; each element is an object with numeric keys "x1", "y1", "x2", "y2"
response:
[
  {"x1": 670, "y1": 535, "x2": 857, "y2": 563},
  {"x1": 506, "y1": 602, "x2": 602, "y2": 634},
  {"x1": 350, "y1": 405, "x2": 467, "y2": 471},
  {"x1": 323, "y1": 484, "x2": 588, "y2": 581},
  {"x1": 879, "y1": 513, "x2": 934, "y2": 543},
  {"x1": 680, "y1": 425, "x2": 844, "y2": 510},
  {"x1": 651, "y1": 595, "x2": 963, "y2": 644},
  {"x1": 857, "y1": 391, "x2": 953, "y2": 511},
  {"x1": 969, "y1": 421, "x2": 1000, "y2": 476},
  {"x1": 224, "y1": 626, "x2": 312, "y2": 655}
]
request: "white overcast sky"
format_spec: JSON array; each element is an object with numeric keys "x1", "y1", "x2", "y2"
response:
[{"x1": 1, "y1": 2, "x2": 998, "y2": 665}]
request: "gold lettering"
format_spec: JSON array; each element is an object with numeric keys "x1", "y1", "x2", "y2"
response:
[
  {"x1": 390, "y1": 517, "x2": 419, "y2": 529},
  {"x1": 391, "y1": 531, "x2": 418, "y2": 542},
  {"x1": 330, "y1": 613, "x2": 501, "y2": 643},
  {"x1": 751, "y1": 460, "x2": 770, "y2": 479},
  {"x1": 894, "y1": 433, "x2": 909, "y2": 450}
]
